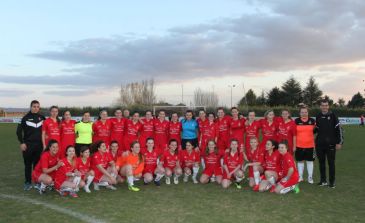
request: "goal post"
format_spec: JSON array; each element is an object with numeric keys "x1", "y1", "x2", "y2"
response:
[{"x1": 152, "y1": 105, "x2": 206, "y2": 117}]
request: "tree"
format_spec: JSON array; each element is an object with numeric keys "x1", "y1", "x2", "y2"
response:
[
  {"x1": 337, "y1": 98, "x2": 346, "y2": 107},
  {"x1": 348, "y1": 92, "x2": 364, "y2": 108},
  {"x1": 256, "y1": 91, "x2": 267, "y2": 106},
  {"x1": 238, "y1": 89, "x2": 257, "y2": 106},
  {"x1": 281, "y1": 77, "x2": 302, "y2": 106},
  {"x1": 116, "y1": 79, "x2": 156, "y2": 107},
  {"x1": 303, "y1": 76, "x2": 322, "y2": 106},
  {"x1": 267, "y1": 87, "x2": 284, "y2": 106},
  {"x1": 193, "y1": 88, "x2": 219, "y2": 107},
  {"x1": 320, "y1": 95, "x2": 334, "y2": 106}
]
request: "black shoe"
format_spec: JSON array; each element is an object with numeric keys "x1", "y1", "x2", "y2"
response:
[
  {"x1": 154, "y1": 180, "x2": 161, "y2": 187},
  {"x1": 144, "y1": 182, "x2": 149, "y2": 185},
  {"x1": 317, "y1": 181, "x2": 328, "y2": 186},
  {"x1": 23, "y1": 183, "x2": 32, "y2": 191},
  {"x1": 328, "y1": 183, "x2": 336, "y2": 189}
]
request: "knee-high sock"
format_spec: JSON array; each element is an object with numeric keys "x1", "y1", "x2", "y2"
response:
[
  {"x1": 127, "y1": 176, "x2": 134, "y2": 186},
  {"x1": 268, "y1": 176, "x2": 276, "y2": 185},
  {"x1": 155, "y1": 173, "x2": 164, "y2": 181},
  {"x1": 73, "y1": 176, "x2": 81, "y2": 186},
  {"x1": 193, "y1": 167, "x2": 199, "y2": 178},
  {"x1": 253, "y1": 171, "x2": 260, "y2": 185},
  {"x1": 297, "y1": 162, "x2": 305, "y2": 178},
  {"x1": 86, "y1": 175, "x2": 94, "y2": 188},
  {"x1": 306, "y1": 161, "x2": 314, "y2": 178}
]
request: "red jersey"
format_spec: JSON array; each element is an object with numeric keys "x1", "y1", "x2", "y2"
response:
[
  {"x1": 32, "y1": 151, "x2": 59, "y2": 181},
  {"x1": 108, "y1": 150, "x2": 122, "y2": 163},
  {"x1": 216, "y1": 116, "x2": 232, "y2": 152},
  {"x1": 91, "y1": 151, "x2": 113, "y2": 181},
  {"x1": 161, "y1": 150, "x2": 179, "y2": 169},
  {"x1": 197, "y1": 118, "x2": 209, "y2": 140},
  {"x1": 200, "y1": 121, "x2": 218, "y2": 150},
  {"x1": 246, "y1": 147, "x2": 264, "y2": 163},
  {"x1": 280, "y1": 152, "x2": 299, "y2": 182},
  {"x1": 203, "y1": 152, "x2": 221, "y2": 170},
  {"x1": 92, "y1": 120, "x2": 111, "y2": 145},
  {"x1": 263, "y1": 150, "x2": 281, "y2": 172},
  {"x1": 54, "y1": 157, "x2": 77, "y2": 190},
  {"x1": 139, "y1": 118, "x2": 154, "y2": 149},
  {"x1": 154, "y1": 119, "x2": 169, "y2": 154},
  {"x1": 76, "y1": 157, "x2": 91, "y2": 176},
  {"x1": 42, "y1": 118, "x2": 61, "y2": 146},
  {"x1": 223, "y1": 152, "x2": 243, "y2": 171},
  {"x1": 124, "y1": 120, "x2": 142, "y2": 151},
  {"x1": 142, "y1": 149, "x2": 159, "y2": 173},
  {"x1": 179, "y1": 150, "x2": 200, "y2": 168},
  {"x1": 277, "y1": 119, "x2": 297, "y2": 153},
  {"x1": 109, "y1": 118, "x2": 126, "y2": 149},
  {"x1": 259, "y1": 119, "x2": 278, "y2": 148},
  {"x1": 229, "y1": 118, "x2": 245, "y2": 146},
  {"x1": 60, "y1": 120, "x2": 76, "y2": 157},
  {"x1": 168, "y1": 121, "x2": 182, "y2": 143},
  {"x1": 244, "y1": 120, "x2": 260, "y2": 148}
]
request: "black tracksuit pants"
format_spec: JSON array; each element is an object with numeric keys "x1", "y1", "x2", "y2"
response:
[
  {"x1": 22, "y1": 142, "x2": 43, "y2": 184},
  {"x1": 316, "y1": 145, "x2": 336, "y2": 184}
]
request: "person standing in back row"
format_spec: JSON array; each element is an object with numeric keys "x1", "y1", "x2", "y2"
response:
[
  {"x1": 16, "y1": 100, "x2": 46, "y2": 190},
  {"x1": 315, "y1": 99, "x2": 344, "y2": 188}
]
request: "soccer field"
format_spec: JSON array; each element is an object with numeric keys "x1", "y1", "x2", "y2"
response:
[{"x1": 0, "y1": 124, "x2": 364, "y2": 223}]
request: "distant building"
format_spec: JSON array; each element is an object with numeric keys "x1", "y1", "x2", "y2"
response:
[{"x1": 0, "y1": 108, "x2": 28, "y2": 117}]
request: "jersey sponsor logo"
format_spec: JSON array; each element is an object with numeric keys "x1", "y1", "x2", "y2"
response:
[{"x1": 26, "y1": 120, "x2": 43, "y2": 128}]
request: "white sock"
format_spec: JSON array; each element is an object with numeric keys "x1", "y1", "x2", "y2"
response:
[
  {"x1": 280, "y1": 185, "x2": 296, "y2": 194},
  {"x1": 193, "y1": 167, "x2": 199, "y2": 178},
  {"x1": 201, "y1": 158, "x2": 205, "y2": 169},
  {"x1": 220, "y1": 158, "x2": 224, "y2": 168},
  {"x1": 235, "y1": 176, "x2": 243, "y2": 183},
  {"x1": 127, "y1": 176, "x2": 134, "y2": 186},
  {"x1": 253, "y1": 171, "x2": 260, "y2": 185},
  {"x1": 155, "y1": 173, "x2": 164, "y2": 181},
  {"x1": 73, "y1": 176, "x2": 81, "y2": 186},
  {"x1": 86, "y1": 175, "x2": 94, "y2": 188},
  {"x1": 268, "y1": 176, "x2": 276, "y2": 185},
  {"x1": 40, "y1": 182, "x2": 47, "y2": 190},
  {"x1": 297, "y1": 162, "x2": 305, "y2": 178},
  {"x1": 306, "y1": 161, "x2": 314, "y2": 178}
]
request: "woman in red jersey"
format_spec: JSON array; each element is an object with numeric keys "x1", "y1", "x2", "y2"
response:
[
  {"x1": 124, "y1": 112, "x2": 142, "y2": 152},
  {"x1": 274, "y1": 141, "x2": 300, "y2": 194},
  {"x1": 109, "y1": 141, "x2": 122, "y2": 163},
  {"x1": 54, "y1": 146, "x2": 84, "y2": 197},
  {"x1": 76, "y1": 146, "x2": 94, "y2": 193},
  {"x1": 169, "y1": 112, "x2": 182, "y2": 151},
  {"x1": 258, "y1": 139, "x2": 281, "y2": 192},
  {"x1": 91, "y1": 141, "x2": 117, "y2": 190},
  {"x1": 180, "y1": 141, "x2": 200, "y2": 184},
  {"x1": 139, "y1": 110, "x2": 155, "y2": 151},
  {"x1": 110, "y1": 109, "x2": 126, "y2": 152},
  {"x1": 160, "y1": 139, "x2": 182, "y2": 185},
  {"x1": 92, "y1": 110, "x2": 111, "y2": 146},
  {"x1": 42, "y1": 106, "x2": 61, "y2": 150},
  {"x1": 276, "y1": 109, "x2": 297, "y2": 155},
  {"x1": 244, "y1": 137, "x2": 264, "y2": 191},
  {"x1": 216, "y1": 107, "x2": 232, "y2": 156},
  {"x1": 32, "y1": 140, "x2": 63, "y2": 194},
  {"x1": 154, "y1": 110, "x2": 170, "y2": 156},
  {"x1": 142, "y1": 138, "x2": 165, "y2": 186},
  {"x1": 229, "y1": 107, "x2": 245, "y2": 153},
  {"x1": 259, "y1": 110, "x2": 278, "y2": 150},
  {"x1": 59, "y1": 110, "x2": 76, "y2": 158},
  {"x1": 200, "y1": 140, "x2": 223, "y2": 184},
  {"x1": 244, "y1": 111, "x2": 260, "y2": 152},
  {"x1": 221, "y1": 139, "x2": 244, "y2": 189}
]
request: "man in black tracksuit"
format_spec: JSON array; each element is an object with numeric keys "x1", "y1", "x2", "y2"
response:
[
  {"x1": 315, "y1": 99, "x2": 344, "y2": 188},
  {"x1": 16, "y1": 100, "x2": 45, "y2": 190}
]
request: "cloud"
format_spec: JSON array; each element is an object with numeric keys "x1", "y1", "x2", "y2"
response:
[
  {"x1": 1, "y1": 0, "x2": 365, "y2": 88},
  {"x1": 0, "y1": 89, "x2": 34, "y2": 97},
  {"x1": 43, "y1": 89, "x2": 93, "y2": 97},
  {"x1": 320, "y1": 72, "x2": 365, "y2": 97}
]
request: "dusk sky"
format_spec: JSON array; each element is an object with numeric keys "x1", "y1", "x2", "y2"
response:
[{"x1": 1, "y1": 0, "x2": 364, "y2": 108}]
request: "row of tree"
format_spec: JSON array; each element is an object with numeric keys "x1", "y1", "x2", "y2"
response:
[{"x1": 238, "y1": 76, "x2": 365, "y2": 108}]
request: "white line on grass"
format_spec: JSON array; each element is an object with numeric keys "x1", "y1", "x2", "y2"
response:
[{"x1": 0, "y1": 193, "x2": 107, "y2": 223}]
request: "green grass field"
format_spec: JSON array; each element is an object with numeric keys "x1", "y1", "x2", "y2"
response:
[{"x1": 0, "y1": 124, "x2": 364, "y2": 223}]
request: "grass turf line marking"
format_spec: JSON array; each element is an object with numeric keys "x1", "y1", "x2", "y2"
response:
[{"x1": 0, "y1": 193, "x2": 107, "y2": 223}]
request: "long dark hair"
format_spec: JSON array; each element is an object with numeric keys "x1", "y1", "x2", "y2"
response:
[
  {"x1": 44, "y1": 139, "x2": 59, "y2": 152},
  {"x1": 168, "y1": 139, "x2": 178, "y2": 154},
  {"x1": 62, "y1": 110, "x2": 71, "y2": 121},
  {"x1": 97, "y1": 109, "x2": 108, "y2": 121},
  {"x1": 49, "y1": 105, "x2": 61, "y2": 124},
  {"x1": 91, "y1": 140, "x2": 105, "y2": 154},
  {"x1": 205, "y1": 140, "x2": 218, "y2": 155},
  {"x1": 65, "y1": 145, "x2": 76, "y2": 167},
  {"x1": 130, "y1": 141, "x2": 143, "y2": 163},
  {"x1": 266, "y1": 139, "x2": 278, "y2": 151}
]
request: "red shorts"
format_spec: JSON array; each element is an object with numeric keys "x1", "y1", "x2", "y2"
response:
[
  {"x1": 202, "y1": 166, "x2": 223, "y2": 177},
  {"x1": 32, "y1": 171, "x2": 55, "y2": 183},
  {"x1": 163, "y1": 165, "x2": 176, "y2": 171},
  {"x1": 222, "y1": 169, "x2": 237, "y2": 180},
  {"x1": 143, "y1": 166, "x2": 157, "y2": 175}
]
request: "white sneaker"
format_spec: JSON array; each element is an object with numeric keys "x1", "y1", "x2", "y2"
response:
[
  {"x1": 173, "y1": 176, "x2": 179, "y2": 185},
  {"x1": 308, "y1": 177, "x2": 314, "y2": 184},
  {"x1": 183, "y1": 175, "x2": 189, "y2": 183},
  {"x1": 192, "y1": 177, "x2": 198, "y2": 184},
  {"x1": 165, "y1": 177, "x2": 171, "y2": 185},
  {"x1": 106, "y1": 185, "x2": 117, "y2": 190},
  {"x1": 84, "y1": 186, "x2": 91, "y2": 193},
  {"x1": 93, "y1": 183, "x2": 100, "y2": 191},
  {"x1": 75, "y1": 187, "x2": 79, "y2": 192},
  {"x1": 98, "y1": 181, "x2": 109, "y2": 187},
  {"x1": 299, "y1": 177, "x2": 303, "y2": 182},
  {"x1": 210, "y1": 176, "x2": 216, "y2": 182}
]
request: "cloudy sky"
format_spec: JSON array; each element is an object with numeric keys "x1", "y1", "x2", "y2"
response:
[{"x1": 1, "y1": 0, "x2": 364, "y2": 108}]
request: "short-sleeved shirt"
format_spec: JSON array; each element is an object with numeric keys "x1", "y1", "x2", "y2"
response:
[
  {"x1": 75, "y1": 121, "x2": 93, "y2": 144},
  {"x1": 295, "y1": 117, "x2": 315, "y2": 148},
  {"x1": 181, "y1": 119, "x2": 198, "y2": 139}
]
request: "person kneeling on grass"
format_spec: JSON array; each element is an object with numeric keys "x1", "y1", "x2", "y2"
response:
[
  {"x1": 141, "y1": 138, "x2": 165, "y2": 186},
  {"x1": 76, "y1": 146, "x2": 94, "y2": 193},
  {"x1": 32, "y1": 139, "x2": 63, "y2": 195},
  {"x1": 180, "y1": 141, "x2": 200, "y2": 184},
  {"x1": 244, "y1": 137, "x2": 264, "y2": 192},
  {"x1": 273, "y1": 141, "x2": 300, "y2": 194},
  {"x1": 258, "y1": 140, "x2": 280, "y2": 192},
  {"x1": 200, "y1": 140, "x2": 223, "y2": 185},
  {"x1": 91, "y1": 141, "x2": 117, "y2": 191},
  {"x1": 221, "y1": 139, "x2": 244, "y2": 189},
  {"x1": 54, "y1": 146, "x2": 85, "y2": 197},
  {"x1": 116, "y1": 141, "x2": 144, "y2": 192},
  {"x1": 160, "y1": 139, "x2": 182, "y2": 185}
]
